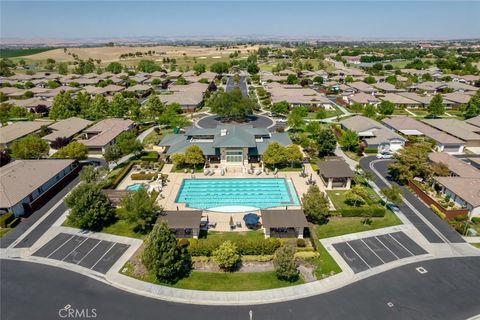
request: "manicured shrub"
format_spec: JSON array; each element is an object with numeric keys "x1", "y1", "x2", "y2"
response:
[
  {"x1": 213, "y1": 241, "x2": 240, "y2": 271},
  {"x1": 140, "y1": 151, "x2": 159, "y2": 162},
  {"x1": 471, "y1": 217, "x2": 480, "y2": 224},
  {"x1": 273, "y1": 246, "x2": 299, "y2": 282},
  {"x1": 131, "y1": 173, "x2": 158, "y2": 180},
  {"x1": 364, "y1": 147, "x2": 378, "y2": 154},
  {"x1": 187, "y1": 238, "x2": 280, "y2": 256},
  {"x1": 296, "y1": 238, "x2": 306, "y2": 247},
  {"x1": 430, "y1": 205, "x2": 446, "y2": 220},
  {"x1": 178, "y1": 238, "x2": 190, "y2": 248},
  {"x1": 0, "y1": 212, "x2": 14, "y2": 228},
  {"x1": 454, "y1": 214, "x2": 468, "y2": 222},
  {"x1": 340, "y1": 206, "x2": 386, "y2": 218},
  {"x1": 6, "y1": 217, "x2": 20, "y2": 228}
]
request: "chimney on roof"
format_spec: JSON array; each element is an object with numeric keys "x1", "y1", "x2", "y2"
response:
[{"x1": 220, "y1": 128, "x2": 227, "y2": 136}]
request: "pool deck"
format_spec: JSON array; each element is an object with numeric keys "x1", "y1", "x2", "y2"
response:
[{"x1": 158, "y1": 164, "x2": 322, "y2": 213}]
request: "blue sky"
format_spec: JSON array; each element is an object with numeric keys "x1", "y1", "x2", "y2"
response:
[{"x1": 1, "y1": 1, "x2": 479, "y2": 40}]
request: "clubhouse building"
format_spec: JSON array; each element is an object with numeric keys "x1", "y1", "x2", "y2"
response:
[{"x1": 159, "y1": 125, "x2": 292, "y2": 165}]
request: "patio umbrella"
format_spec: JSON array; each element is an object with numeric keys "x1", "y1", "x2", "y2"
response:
[{"x1": 243, "y1": 213, "x2": 260, "y2": 226}]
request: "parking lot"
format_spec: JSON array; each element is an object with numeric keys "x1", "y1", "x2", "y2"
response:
[
  {"x1": 33, "y1": 233, "x2": 129, "y2": 274},
  {"x1": 332, "y1": 231, "x2": 428, "y2": 274}
]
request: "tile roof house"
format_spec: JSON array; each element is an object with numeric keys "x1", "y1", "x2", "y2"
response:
[
  {"x1": 159, "y1": 82, "x2": 208, "y2": 112},
  {"x1": 343, "y1": 92, "x2": 380, "y2": 106},
  {"x1": 465, "y1": 115, "x2": 480, "y2": 128},
  {"x1": 0, "y1": 121, "x2": 53, "y2": 147},
  {"x1": 0, "y1": 159, "x2": 78, "y2": 216},
  {"x1": 421, "y1": 119, "x2": 480, "y2": 148},
  {"x1": 428, "y1": 152, "x2": 480, "y2": 218},
  {"x1": 159, "y1": 124, "x2": 292, "y2": 165},
  {"x1": 379, "y1": 93, "x2": 422, "y2": 108},
  {"x1": 347, "y1": 81, "x2": 377, "y2": 94},
  {"x1": 339, "y1": 115, "x2": 406, "y2": 153},
  {"x1": 382, "y1": 116, "x2": 464, "y2": 154},
  {"x1": 77, "y1": 118, "x2": 135, "y2": 153},
  {"x1": 265, "y1": 82, "x2": 332, "y2": 108},
  {"x1": 42, "y1": 117, "x2": 93, "y2": 144}
]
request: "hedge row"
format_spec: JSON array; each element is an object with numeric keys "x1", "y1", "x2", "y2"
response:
[
  {"x1": 140, "y1": 151, "x2": 159, "y2": 162},
  {"x1": 131, "y1": 173, "x2": 158, "y2": 180},
  {"x1": 364, "y1": 147, "x2": 378, "y2": 154},
  {"x1": 340, "y1": 206, "x2": 386, "y2": 218},
  {"x1": 104, "y1": 161, "x2": 137, "y2": 189},
  {"x1": 187, "y1": 238, "x2": 281, "y2": 256},
  {"x1": 0, "y1": 213, "x2": 14, "y2": 228},
  {"x1": 430, "y1": 205, "x2": 446, "y2": 220}
]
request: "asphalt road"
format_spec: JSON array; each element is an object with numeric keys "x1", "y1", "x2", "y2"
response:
[
  {"x1": 2, "y1": 257, "x2": 480, "y2": 320},
  {"x1": 226, "y1": 75, "x2": 248, "y2": 97},
  {"x1": 360, "y1": 157, "x2": 464, "y2": 243},
  {"x1": 1, "y1": 176, "x2": 80, "y2": 249}
]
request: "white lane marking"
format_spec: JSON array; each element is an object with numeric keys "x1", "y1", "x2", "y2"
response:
[
  {"x1": 61, "y1": 237, "x2": 89, "y2": 261},
  {"x1": 76, "y1": 240, "x2": 103, "y2": 265},
  {"x1": 90, "y1": 242, "x2": 116, "y2": 270},
  {"x1": 375, "y1": 236, "x2": 400, "y2": 260},
  {"x1": 345, "y1": 241, "x2": 371, "y2": 269},
  {"x1": 388, "y1": 233, "x2": 414, "y2": 257},
  {"x1": 360, "y1": 239, "x2": 385, "y2": 264},
  {"x1": 46, "y1": 234, "x2": 75, "y2": 258}
]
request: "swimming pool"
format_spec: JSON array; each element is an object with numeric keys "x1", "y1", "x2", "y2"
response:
[
  {"x1": 175, "y1": 178, "x2": 300, "y2": 210},
  {"x1": 126, "y1": 183, "x2": 144, "y2": 191}
]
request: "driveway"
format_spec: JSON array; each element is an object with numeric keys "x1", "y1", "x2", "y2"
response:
[{"x1": 360, "y1": 156, "x2": 465, "y2": 243}]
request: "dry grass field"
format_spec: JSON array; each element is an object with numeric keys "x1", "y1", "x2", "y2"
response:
[{"x1": 22, "y1": 45, "x2": 261, "y2": 63}]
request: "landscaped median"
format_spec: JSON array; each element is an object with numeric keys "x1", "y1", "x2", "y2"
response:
[{"x1": 119, "y1": 229, "x2": 341, "y2": 291}]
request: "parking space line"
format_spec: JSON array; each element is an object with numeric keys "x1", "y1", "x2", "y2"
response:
[
  {"x1": 90, "y1": 242, "x2": 116, "y2": 270},
  {"x1": 388, "y1": 233, "x2": 414, "y2": 257},
  {"x1": 375, "y1": 236, "x2": 400, "y2": 260},
  {"x1": 46, "y1": 234, "x2": 75, "y2": 259},
  {"x1": 360, "y1": 239, "x2": 385, "y2": 264},
  {"x1": 61, "y1": 237, "x2": 88, "y2": 261},
  {"x1": 76, "y1": 240, "x2": 102, "y2": 265},
  {"x1": 345, "y1": 242, "x2": 371, "y2": 269}
]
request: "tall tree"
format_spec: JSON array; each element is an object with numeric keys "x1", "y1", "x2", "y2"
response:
[
  {"x1": 49, "y1": 92, "x2": 79, "y2": 120},
  {"x1": 380, "y1": 186, "x2": 403, "y2": 206},
  {"x1": 464, "y1": 91, "x2": 480, "y2": 119},
  {"x1": 11, "y1": 135, "x2": 49, "y2": 159},
  {"x1": 271, "y1": 101, "x2": 289, "y2": 115},
  {"x1": 108, "y1": 93, "x2": 128, "y2": 117},
  {"x1": 302, "y1": 185, "x2": 330, "y2": 224},
  {"x1": 184, "y1": 145, "x2": 204, "y2": 168},
  {"x1": 87, "y1": 94, "x2": 109, "y2": 120},
  {"x1": 209, "y1": 89, "x2": 256, "y2": 119},
  {"x1": 285, "y1": 144, "x2": 303, "y2": 166},
  {"x1": 142, "y1": 222, "x2": 190, "y2": 283},
  {"x1": 103, "y1": 145, "x2": 122, "y2": 164},
  {"x1": 65, "y1": 183, "x2": 115, "y2": 230},
  {"x1": 120, "y1": 188, "x2": 159, "y2": 233},
  {"x1": 54, "y1": 141, "x2": 88, "y2": 160},
  {"x1": 428, "y1": 94, "x2": 445, "y2": 117},
  {"x1": 340, "y1": 130, "x2": 359, "y2": 152},
  {"x1": 116, "y1": 131, "x2": 143, "y2": 155},
  {"x1": 377, "y1": 100, "x2": 395, "y2": 115},
  {"x1": 105, "y1": 62, "x2": 123, "y2": 74},
  {"x1": 262, "y1": 142, "x2": 286, "y2": 166},
  {"x1": 316, "y1": 128, "x2": 337, "y2": 157},
  {"x1": 143, "y1": 94, "x2": 165, "y2": 121}
]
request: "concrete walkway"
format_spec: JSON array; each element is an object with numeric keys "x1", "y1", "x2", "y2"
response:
[{"x1": 334, "y1": 144, "x2": 359, "y2": 170}]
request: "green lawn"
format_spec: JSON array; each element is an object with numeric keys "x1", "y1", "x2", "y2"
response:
[
  {"x1": 63, "y1": 217, "x2": 145, "y2": 239},
  {"x1": 173, "y1": 271, "x2": 303, "y2": 291},
  {"x1": 343, "y1": 150, "x2": 362, "y2": 161},
  {"x1": 315, "y1": 210, "x2": 402, "y2": 239},
  {"x1": 0, "y1": 228, "x2": 12, "y2": 238},
  {"x1": 205, "y1": 230, "x2": 265, "y2": 241},
  {"x1": 307, "y1": 242, "x2": 342, "y2": 279},
  {"x1": 121, "y1": 261, "x2": 303, "y2": 291},
  {"x1": 471, "y1": 243, "x2": 480, "y2": 249},
  {"x1": 326, "y1": 188, "x2": 383, "y2": 210}
]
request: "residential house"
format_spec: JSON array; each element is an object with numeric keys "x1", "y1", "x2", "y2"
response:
[
  {"x1": 383, "y1": 116, "x2": 465, "y2": 153},
  {"x1": 43, "y1": 117, "x2": 93, "y2": 146},
  {"x1": 339, "y1": 115, "x2": 406, "y2": 153},
  {"x1": 0, "y1": 121, "x2": 53, "y2": 147},
  {"x1": 0, "y1": 159, "x2": 79, "y2": 216},
  {"x1": 422, "y1": 119, "x2": 480, "y2": 149},
  {"x1": 77, "y1": 118, "x2": 135, "y2": 153}
]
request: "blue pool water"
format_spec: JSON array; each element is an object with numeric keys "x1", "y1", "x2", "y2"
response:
[
  {"x1": 126, "y1": 183, "x2": 144, "y2": 191},
  {"x1": 175, "y1": 178, "x2": 300, "y2": 210}
]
